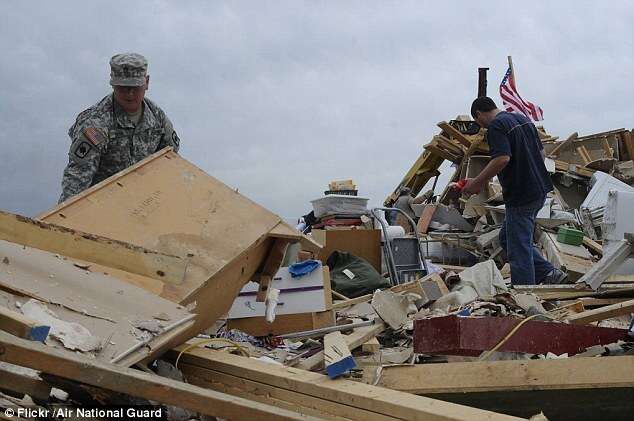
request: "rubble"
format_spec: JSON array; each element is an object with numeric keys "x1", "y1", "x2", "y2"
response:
[{"x1": 1, "y1": 118, "x2": 633, "y2": 420}]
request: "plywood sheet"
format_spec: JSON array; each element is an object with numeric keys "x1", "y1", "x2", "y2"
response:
[
  {"x1": 0, "y1": 239, "x2": 193, "y2": 366},
  {"x1": 36, "y1": 149, "x2": 317, "y2": 336}
]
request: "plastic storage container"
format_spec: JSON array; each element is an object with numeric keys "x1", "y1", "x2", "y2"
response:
[
  {"x1": 311, "y1": 195, "x2": 369, "y2": 218},
  {"x1": 557, "y1": 227, "x2": 584, "y2": 246}
]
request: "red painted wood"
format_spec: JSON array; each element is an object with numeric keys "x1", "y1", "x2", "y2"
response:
[{"x1": 413, "y1": 315, "x2": 629, "y2": 356}]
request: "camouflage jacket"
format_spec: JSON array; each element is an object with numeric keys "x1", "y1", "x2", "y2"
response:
[{"x1": 59, "y1": 94, "x2": 180, "y2": 203}]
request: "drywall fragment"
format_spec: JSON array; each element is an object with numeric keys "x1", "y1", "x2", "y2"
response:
[
  {"x1": 371, "y1": 290, "x2": 410, "y2": 330},
  {"x1": 20, "y1": 299, "x2": 101, "y2": 352}
]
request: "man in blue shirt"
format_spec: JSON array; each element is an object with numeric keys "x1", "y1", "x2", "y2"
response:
[{"x1": 462, "y1": 97, "x2": 566, "y2": 285}]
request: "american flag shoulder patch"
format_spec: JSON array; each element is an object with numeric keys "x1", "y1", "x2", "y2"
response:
[{"x1": 83, "y1": 127, "x2": 107, "y2": 146}]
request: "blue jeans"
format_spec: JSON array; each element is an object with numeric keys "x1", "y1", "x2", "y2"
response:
[{"x1": 499, "y1": 197, "x2": 554, "y2": 285}]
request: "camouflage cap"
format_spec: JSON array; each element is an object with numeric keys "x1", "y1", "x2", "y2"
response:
[{"x1": 109, "y1": 53, "x2": 148, "y2": 87}]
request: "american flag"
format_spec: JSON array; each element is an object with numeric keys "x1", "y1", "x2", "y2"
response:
[{"x1": 499, "y1": 67, "x2": 544, "y2": 121}]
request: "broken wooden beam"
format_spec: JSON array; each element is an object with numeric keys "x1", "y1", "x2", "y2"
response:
[
  {"x1": 0, "y1": 209, "x2": 187, "y2": 283},
  {"x1": 378, "y1": 356, "x2": 634, "y2": 394},
  {"x1": 0, "y1": 306, "x2": 50, "y2": 342},
  {"x1": 547, "y1": 132, "x2": 578, "y2": 158},
  {"x1": 0, "y1": 365, "x2": 51, "y2": 402},
  {"x1": 171, "y1": 347, "x2": 527, "y2": 421},
  {"x1": 0, "y1": 331, "x2": 314, "y2": 421},
  {"x1": 437, "y1": 121, "x2": 472, "y2": 148},
  {"x1": 413, "y1": 315, "x2": 629, "y2": 356},
  {"x1": 566, "y1": 298, "x2": 634, "y2": 325},
  {"x1": 376, "y1": 356, "x2": 634, "y2": 420}
]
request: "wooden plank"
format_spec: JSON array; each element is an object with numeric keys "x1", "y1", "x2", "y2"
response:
[
  {"x1": 378, "y1": 356, "x2": 634, "y2": 394},
  {"x1": 257, "y1": 238, "x2": 291, "y2": 302},
  {"x1": 577, "y1": 145, "x2": 593, "y2": 165},
  {"x1": 0, "y1": 210, "x2": 186, "y2": 283},
  {"x1": 171, "y1": 346, "x2": 527, "y2": 421},
  {"x1": 0, "y1": 306, "x2": 49, "y2": 342},
  {"x1": 0, "y1": 331, "x2": 316, "y2": 421},
  {"x1": 602, "y1": 137, "x2": 614, "y2": 158},
  {"x1": 362, "y1": 337, "x2": 381, "y2": 353},
  {"x1": 435, "y1": 135, "x2": 465, "y2": 156},
  {"x1": 424, "y1": 144, "x2": 462, "y2": 163},
  {"x1": 226, "y1": 310, "x2": 335, "y2": 336},
  {"x1": 566, "y1": 298, "x2": 634, "y2": 325},
  {"x1": 547, "y1": 132, "x2": 578, "y2": 158},
  {"x1": 0, "y1": 366, "x2": 51, "y2": 402},
  {"x1": 621, "y1": 131, "x2": 634, "y2": 161},
  {"x1": 554, "y1": 160, "x2": 595, "y2": 178},
  {"x1": 416, "y1": 205, "x2": 437, "y2": 234},
  {"x1": 180, "y1": 364, "x2": 391, "y2": 421},
  {"x1": 297, "y1": 321, "x2": 386, "y2": 371},
  {"x1": 583, "y1": 236, "x2": 603, "y2": 255},
  {"x1": 437, "y1": 121, "x2": 472, "y2": 148}
]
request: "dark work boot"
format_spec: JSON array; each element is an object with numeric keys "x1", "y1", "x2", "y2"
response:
[{"x1": 540, "y1": 268, "x2": 568, "y2": 284}]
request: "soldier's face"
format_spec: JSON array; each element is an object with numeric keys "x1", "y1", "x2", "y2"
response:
[{"x1": 113, "y1": 76, "x2": 149, "y2": 113}]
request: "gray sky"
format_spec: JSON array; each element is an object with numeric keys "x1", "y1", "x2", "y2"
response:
[{"x1": 1, "y1": 1, "x2": 632, "y2": 220}]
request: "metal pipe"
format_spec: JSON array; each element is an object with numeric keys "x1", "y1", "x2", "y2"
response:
[{"x1": 277, "y1": 319, "x2": 376, "y2": 340}]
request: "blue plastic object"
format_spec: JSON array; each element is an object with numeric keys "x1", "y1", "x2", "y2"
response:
[{"x1": 288, "y1": 260, "x2": 321, "y2": 278}]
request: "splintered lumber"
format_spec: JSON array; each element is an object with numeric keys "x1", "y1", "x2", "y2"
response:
[
  {"x1": 362, "y1": 337, "x2": 381, "y2": 353},
  {"x1": 437, "y1": 121, "x2": 472, "y2": 148},
  {"x1": 297, "y1": 321, "x2": 386, "y2": 371},
  {"x1": 547, "y1": 132, "x2": 578, "y2": 158},
  {"x1": 577, "y1": 145, "x2": 593, "y2": 165},
  {"x1": 623, "y1": 131, "x2": 634, "y2": 161},
  {"x1": 566, "y1": 298, "x2": 634, "y2": 325},
  {"x1": 171, "y1": 347, "x2": 527, "y2": 421},
  {"x1": 0, "y1": 365, "x2": 51, "y2": 402},
  {"x1": 0, "y1": 332, "x2": 315, "y2": 421},
  {"x1": 36, "y1": 147, "x2": 319, "y2": 339},
  {"x1": 577, "y1": 239, "x2": 632, "y2": 290},
  {"x1": 0, "y1": 209, "x2": 186, "y2": 283},
  {"x1": 424, "y1": 144, "x2": 462, "y2": 163},
  {"x1": 413, "y1": 315, "x2": 629, "y2": 356},
  {"x1": 583, "y1": 236, "x2": 603, "y2": 255},
  {"x1": 376, "y1": 357, "x2": 634, "y2": 419},
  {"x1": 0, "y1": 239, "x2": 194, "y2": 366},
  {"x1": 0, "y1": 306, "x2": 49, "y2": 342},
  {"x1": 323, "y1": 331, "x2": 356, "y2": 379}
]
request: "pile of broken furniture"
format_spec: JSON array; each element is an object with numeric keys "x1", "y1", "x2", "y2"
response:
[{"x1": 1, "y1": 126, "x2": 634, "y2": 421}]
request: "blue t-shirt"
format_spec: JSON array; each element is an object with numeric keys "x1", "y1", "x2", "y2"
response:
[{"x1": 486, "y1": 112, "x2": 553, "y2": 207}]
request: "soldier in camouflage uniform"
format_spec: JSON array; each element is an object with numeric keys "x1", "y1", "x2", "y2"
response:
[{"x1": 59, "y1": 53, "x2": 180, "y2": 203}]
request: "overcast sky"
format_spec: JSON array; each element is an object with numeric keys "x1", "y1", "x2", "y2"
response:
[{"x1": 1, "y1": 1, "x2": 632, "y2": 221}]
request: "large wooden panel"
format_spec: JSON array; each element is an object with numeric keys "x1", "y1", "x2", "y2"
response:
[{"x1": 36, "y1": 148, "x2": 318, "y2": 337}]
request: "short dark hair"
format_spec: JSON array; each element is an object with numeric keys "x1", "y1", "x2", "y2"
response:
[{"x1": 471, "y1": 96, "x2": 497, "y2": 119}]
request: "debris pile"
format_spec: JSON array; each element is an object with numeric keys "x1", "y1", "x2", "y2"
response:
[{"x1": 1, "y1": 119, "x2": 634, "y2": 421}]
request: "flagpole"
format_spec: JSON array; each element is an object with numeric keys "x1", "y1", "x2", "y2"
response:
[{"x1": 507, "y1": 55, "x2": 515, "y2": 81}]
